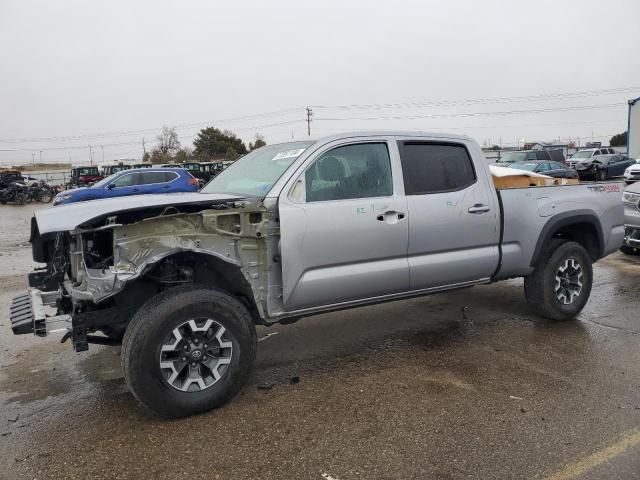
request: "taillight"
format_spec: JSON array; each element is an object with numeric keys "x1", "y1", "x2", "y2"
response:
[{"x1": 188, "y1": 177, "x2": 198, "y2": 186}]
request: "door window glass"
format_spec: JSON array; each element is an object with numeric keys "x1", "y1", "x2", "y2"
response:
[
  {"x1": 111, "y1": 173, "x2": 138, "y2": 187},
  {"x1": 398, "y1": 142, "x2": 476, "y2": 194},
  {"x1": 305, "y1": 143, "x2": 392, "y2": 202}
]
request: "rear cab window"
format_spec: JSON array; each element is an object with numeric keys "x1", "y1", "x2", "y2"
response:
[{"x1": 397, "y1": 142, "x2": 476, "y2": 194}]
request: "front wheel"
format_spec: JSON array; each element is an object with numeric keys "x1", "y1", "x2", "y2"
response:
[
  {"x1": 121, "y1": 285, "x2": 257, "y2": 418},
  {"x1": 524, "y1": 240, "x2": 593, "y2": 321}
]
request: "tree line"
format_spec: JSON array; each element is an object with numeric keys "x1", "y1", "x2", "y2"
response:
[{"x1": 145, "y1": 126, "x2": 267, "y2": 164}]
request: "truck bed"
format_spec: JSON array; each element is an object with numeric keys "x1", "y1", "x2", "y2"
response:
[{"x1": 494, "y1": 181, "x2": 625, "y2": 280}]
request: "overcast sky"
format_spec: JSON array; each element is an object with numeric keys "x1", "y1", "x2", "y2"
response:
[{"x1": 1, "y1": 0, "x2": 639, "y2": 165}]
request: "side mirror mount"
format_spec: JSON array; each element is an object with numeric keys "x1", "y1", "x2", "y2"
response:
[{"x1": 107, "y1": 184, "x2": 115, "y2": 190}]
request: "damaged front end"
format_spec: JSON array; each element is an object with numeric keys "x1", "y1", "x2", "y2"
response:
[{"x1": 11, "y1": 197, "x2": 279, "y2": 352}]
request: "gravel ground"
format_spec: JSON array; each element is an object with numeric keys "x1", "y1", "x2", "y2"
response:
[{"x1": 1, "y1": 203, "x2": 639, "y2": 480}]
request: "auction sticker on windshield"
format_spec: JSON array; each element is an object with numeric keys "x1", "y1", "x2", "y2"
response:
[{"x1": 272, "y1": 148, "x2": 306, "y2": 161}]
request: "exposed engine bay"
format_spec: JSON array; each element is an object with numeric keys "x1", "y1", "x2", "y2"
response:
[{"x1": 28, "y1": 197, "x2": 283, "y2": 351}]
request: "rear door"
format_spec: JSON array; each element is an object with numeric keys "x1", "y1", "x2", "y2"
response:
[
  {"x1": 278, "y1": 138, "x2": 409, "y2": 310},
  {"x1": 396, "y1": 139, "x2": 500, "y2": 290},
  {"x1": 137, "y1": 171, "x2": 179, "y2": 193}
]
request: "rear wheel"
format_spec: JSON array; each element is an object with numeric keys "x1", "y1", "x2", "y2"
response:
[
  {"x1": 524, "y1": 240, "x2": 593, "y2": 321},
  {"x1": 596, "y1": 169, "x2": 607, "y2": 181},
  {"x1": 121, "y1": 285, "x2": 257, "y2": 418}
]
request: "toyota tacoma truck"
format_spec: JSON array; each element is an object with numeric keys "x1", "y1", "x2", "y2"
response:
[{"x1": 9, "y1": 132, "x2": 625, "y2": 418}]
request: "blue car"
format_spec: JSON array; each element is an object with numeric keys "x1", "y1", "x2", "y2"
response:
[{"x1": 53, "y1": 168, "x2": 199, "y2": 206}]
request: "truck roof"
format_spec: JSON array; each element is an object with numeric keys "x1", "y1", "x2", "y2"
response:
[{"x1": 313, "y1": 130, "x2": 473, "y2": 143}]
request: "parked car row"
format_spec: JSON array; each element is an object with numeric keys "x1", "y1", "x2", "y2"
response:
[
  {"x1": 506, "y1": 160, "x2": 578, "y2": 179},
  {"x1": 65, "y1": 161, "x2": 227, "y2": 189},
  {"x1": 574, "y1": 154, "x2": 637, "y2": 181},
  {"x1": 497, "y1": 150, "x2": 639, "y2": 183}
]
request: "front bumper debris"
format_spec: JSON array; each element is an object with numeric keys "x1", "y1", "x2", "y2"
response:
[{"x1": 10, "y1": 289, "x2": 70, "y2": 337}]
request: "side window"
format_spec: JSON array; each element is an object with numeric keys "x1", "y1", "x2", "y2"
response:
[
  {"x1": 525, "y1": 152, "x2": 537, "y2": 160},
  {"x1": 305, "y1": 143, "x2": 392, "y2": 202},
  {"x1": 139, "y1": 172, "x2": 174, "y2": 185},
  {"x1": 398, "y1": 142, "x2": 476, "y2": 195},
  {"x1": 536, "y1": 162, "x2": 551, "y2": 172},
  {"x1": 550, "y1": 162, "x2": 564, "y2": 169},
  {"x1": 535, "y1": 151, "x2": 550, "y2": 160},
  {"x1": 111, "y1": 173, "x2": 137, "y2": 187},
  {"x1": 163, "y1": 172, "x2": 179, "y2": 182}
]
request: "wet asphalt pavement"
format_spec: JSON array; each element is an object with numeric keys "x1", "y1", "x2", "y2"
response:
[{"x1": 1, "y1": 203, "x2": 639, "y2": 480}]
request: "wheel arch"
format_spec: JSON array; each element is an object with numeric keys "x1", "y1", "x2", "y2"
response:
[
  {"x1": 530, "y1": 210, "x2": 604, "y2": 267},
  {"x1": 131, "y1": 250, "x2": 264, "y2": 324}
]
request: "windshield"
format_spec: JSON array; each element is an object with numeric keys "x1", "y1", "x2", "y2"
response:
[
  {"x1": 571, "y1": 151, "x2": 593, "y2": 159},
  {"x1": 498, "y1": 152, "x2": 528, "y2": 163},
  {"x1": 508, "y1": 162, "x2": 538, "y2": 172},
  {"x1": 200, "y1": 141, "x2": 315, "y2": 196}
]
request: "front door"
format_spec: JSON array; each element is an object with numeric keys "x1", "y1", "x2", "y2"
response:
[
  {"x1": 278, "y1": 140, "x2": 409, "y2": 311},
  {"x1": 396, "y1": 139, "x2": 500, "y2": 290}
]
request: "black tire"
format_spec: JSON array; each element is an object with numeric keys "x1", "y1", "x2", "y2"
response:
[
  {"x1": 524, "y1": 240, "x2": 593, "y2": 321},
  {"x1": 121, "y1": 285, "x2": 257, "y2": 418},
  {"x1": 596, "y1": 169, "x2": 607, "y2": 181},
  {"x1": 620, "y1": 245, "x2": 639, "y2": 255},
  {"x1": 39, "y1": 190, "x2": 52, "y2": 203}
]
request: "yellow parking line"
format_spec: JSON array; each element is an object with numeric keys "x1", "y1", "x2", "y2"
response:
[{"x1": 545, "y1": 428, "x2": 640, "y2": 480}]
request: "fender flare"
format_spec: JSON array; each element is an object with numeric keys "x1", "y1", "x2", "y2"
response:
[{"x1": 530, "y1": 210, "x2": 604, "y2": 267}]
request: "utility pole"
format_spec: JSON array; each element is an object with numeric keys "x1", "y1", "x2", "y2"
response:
[
  {"x1": 101, "y1": 145, "x2": 104, "y2": 163},
  {"x1": 142, "y1": 137, "x2": 146, "y2": 156},
  {"x1": 89, "y1": 145, "x2": 93, "y2": 166},
  {"x1": 32, "y1": 153, "x2": 35, "y2": 164},
  {"x1": 39, "y1": 150, "x2": 42, "y2": 163},
  {"x1": 306, "y1": 107, "x2": 313, "y2": 136}
]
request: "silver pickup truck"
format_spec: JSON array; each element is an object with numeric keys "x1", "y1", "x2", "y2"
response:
[{"x1": 9, "y1": 131, "x2": 625, "y2": 417}]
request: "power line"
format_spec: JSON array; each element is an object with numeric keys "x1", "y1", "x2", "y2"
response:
[
  {"x1": 0, "y1": 107, "x2": 304, "y2": 144},
  {"x1": 311, "y1": 86, "x2": 639, "y2": 111},
  {"x1": 1, "y1": 119, "x2": 305, "y2": 153},
  {"x1": 2, "y1": 85, "x2": 637, "y2": 145},
  {"x1": 314, "y1": 103, "x2": 625, "y2": 122}
]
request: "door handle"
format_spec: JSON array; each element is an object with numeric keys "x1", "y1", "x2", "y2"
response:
[
  {"x1": 377, "y1": 211, "x2": 406, "y2": 224},
  {"x1": 468, "y1": 204, "x2": 490, "y2": 214}
]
